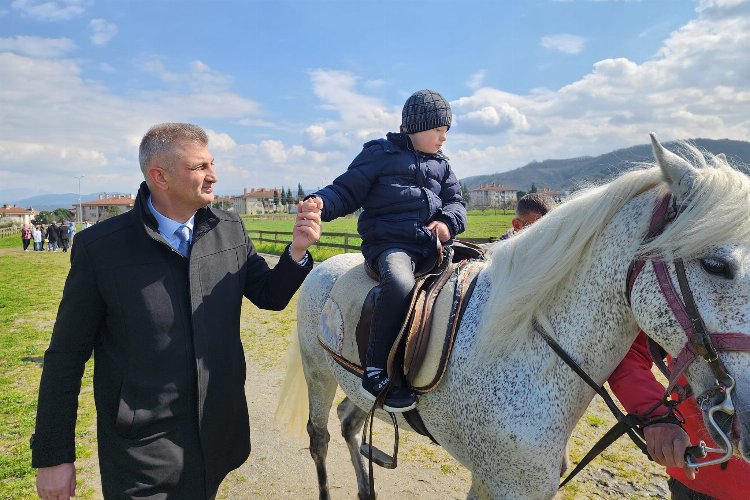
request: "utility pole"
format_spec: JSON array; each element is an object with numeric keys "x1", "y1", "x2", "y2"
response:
[{"x1": 74, "y1": 175, "x2": 85, "y2": 225}]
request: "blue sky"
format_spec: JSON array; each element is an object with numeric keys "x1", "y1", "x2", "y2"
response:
[{"x1": 2, "y1": 0, "x2": 748, "y2": 200}]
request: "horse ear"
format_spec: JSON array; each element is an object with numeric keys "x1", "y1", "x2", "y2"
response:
[{"x1": 650, "y1": 133, "x2": 698, "y2": 202}]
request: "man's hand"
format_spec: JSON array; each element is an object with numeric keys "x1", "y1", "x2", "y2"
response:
[
  {"x1": 36, "y1": 463, "x2": 76, "y2": 499},
  {"x1": 427, "y1": 220, "x2": 451, "y2": 243},
  {"x1": 644, "y1": 423, "x2": 695, "y2": 480},
  {"x1": 290, "y1": 197, "x2": 323, "y2": 262}
]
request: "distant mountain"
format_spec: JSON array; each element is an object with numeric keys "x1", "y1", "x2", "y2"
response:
[
  {"x1": 461, "y1": 138, "x2": 750, "y2": 192},
  {"x1": 7, "y1": 193, "x2": 126, "y2": 212}
]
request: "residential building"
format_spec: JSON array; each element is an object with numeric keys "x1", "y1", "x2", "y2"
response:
[
  {"x1": 468, "y1": 184, "x2": 518, "y2": 209},
  {"x1": 74, "y1": 193, "x2": 135, "y2": 222},
  {"x1": 232, "y1": 187, "x2": 283, "y2": 215},
  {"x1": 0, "y1": 204, "x2": 39, "y2": 225}
]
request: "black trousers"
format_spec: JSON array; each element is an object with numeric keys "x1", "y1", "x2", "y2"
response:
[
  {"x1": 668, "y1": 477, "x2": 716, "y2": 500},
  {"x1": 366, "y1": 248, "x2": 419, "y2": 368}
]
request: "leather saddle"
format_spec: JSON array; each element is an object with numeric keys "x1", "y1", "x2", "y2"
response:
[{"x1": 365, "y1": 240, "x2": 485, "y2": 392}]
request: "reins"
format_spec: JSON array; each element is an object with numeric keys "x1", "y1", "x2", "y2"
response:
[{"x1": 542, "y1": 189, "x2": 750, "y2": 487}]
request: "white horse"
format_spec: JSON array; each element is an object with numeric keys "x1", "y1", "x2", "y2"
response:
[{"x1": 276, "y1": 135, "x2": 750, "y2": 499}]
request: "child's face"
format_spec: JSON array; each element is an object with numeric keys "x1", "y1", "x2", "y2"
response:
[{"x1": 409, "y1": 126, "x2": 448, "y2": 155}]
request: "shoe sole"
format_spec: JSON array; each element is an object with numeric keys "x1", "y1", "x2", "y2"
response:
[{"x1": 359, "y1": 386, "x2": 417, "y2": 413}]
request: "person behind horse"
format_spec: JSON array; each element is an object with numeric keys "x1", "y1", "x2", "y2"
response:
[
  {"x1": 499, "y1": 192, "x2": 557, "y2": 241},
  {"x1": 308, "y1": 89, "x2": 467, "y2": 412},
  {"x1": 610, "y1": 332, "x2": 750, "y2": 500}
]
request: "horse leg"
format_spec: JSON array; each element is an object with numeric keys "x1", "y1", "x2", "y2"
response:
[
  {"x1": 336, "y1": 397, "x2": 371, "y2": 499},
  {"x1": 305, "y1": 366, "x2": 338, "y2": 500}
]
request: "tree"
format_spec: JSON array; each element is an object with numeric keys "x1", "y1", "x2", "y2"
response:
[
  {"x1": 297, "y1": 183, "x2": 305, "y2": 202},
  {"x1": 529, "y1": 183, "x2": 538, "y2": 193},
  {"x1": 286, "y1": 188, "x2": 293, "y2": 205},
  {"x1": 516, "y1": 190, "x2": 527, "y2": 201},
  {"x1": 32, "y1": 211, "x2": 53, "y2": 225},
  {"x1": 53, "y1": 208, "x2": 74, "y2": 222},
  {"x1": 273, "y1": 189, "x2": 279, "y2": 206},
  {"x1": 280, "y1": 185, "x2": 287, "y2": 204},
  {"x1": 99, "y1": 206, "x2": 121, "y2": 221},
  {"x1": 460, "y1": 181, "x2": 471, "y2": 205}
]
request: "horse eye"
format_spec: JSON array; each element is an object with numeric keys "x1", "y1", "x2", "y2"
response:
[{"x1": 700, "y1": 257, "x2": 733, "y2": 279}]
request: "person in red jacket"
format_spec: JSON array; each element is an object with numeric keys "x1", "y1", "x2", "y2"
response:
[{"x1": 609, "y1": 331, "x2": 750, "y2": 500}]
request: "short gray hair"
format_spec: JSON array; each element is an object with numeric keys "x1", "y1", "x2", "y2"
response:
[{"x1": 138, "y1": 123, "x2": 208, "y2": 175}]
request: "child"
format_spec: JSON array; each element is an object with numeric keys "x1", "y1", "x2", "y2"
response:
[
  {"x1": 498, "y1": 193, "x2": 557, "y2": 240},
  {"x1": 310, "y1": 89, "x2": 467, "y2": 411}
]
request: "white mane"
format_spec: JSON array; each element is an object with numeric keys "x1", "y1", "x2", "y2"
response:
[{"x1": 477, "y1": 144, "x2": 750, "y2": 359}]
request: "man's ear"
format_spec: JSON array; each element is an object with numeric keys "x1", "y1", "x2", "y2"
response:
[
  {"x1": 147, "y1": 165, "x2": 169, "y2": 192},
  {"x1": 512, "y1": 217, "x2": 523, "y2": 231}
]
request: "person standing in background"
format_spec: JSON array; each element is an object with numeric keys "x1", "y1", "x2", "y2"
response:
[{"x1": 21, "y1": 223, "x2": 32, "y2": 252}]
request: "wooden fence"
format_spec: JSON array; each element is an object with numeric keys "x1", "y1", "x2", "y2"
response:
[
  {"x1": 0, "y1": 226, "x2": 19, "y2": 238},
  {"x1": 246, "y1": 229, "x2": 494, "y2": 252}
]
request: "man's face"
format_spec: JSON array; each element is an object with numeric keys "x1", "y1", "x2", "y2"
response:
[
  {"x1": 160, "y1": 140, "x2": 218, "y2": 212},
  {"x1": 511, "y1": 211, "x2": 543, "y2": 231},
  {"x1": 409, "y1": 126, "x2": 448, "y2": 155}
]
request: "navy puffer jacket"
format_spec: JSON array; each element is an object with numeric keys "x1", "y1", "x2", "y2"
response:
[{"x1": 314, "y1": 132, "x2": 467, "y2": 264}]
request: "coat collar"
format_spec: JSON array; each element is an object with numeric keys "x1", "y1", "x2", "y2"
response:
[{"x1": 134, "y1": 182, "x2": 219, "y2": 247}]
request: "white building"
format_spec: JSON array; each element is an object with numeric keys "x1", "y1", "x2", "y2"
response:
[
  {"x1": 0, "y1": 204, "x2": 39, "y2": 225},
  {"x1": 468, "y1": 184, "x2": 518, "y2": 209}
]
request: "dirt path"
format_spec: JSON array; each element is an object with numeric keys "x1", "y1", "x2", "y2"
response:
[{"x1": 215, "y1": 253, "x2": 472, "y2": 499}]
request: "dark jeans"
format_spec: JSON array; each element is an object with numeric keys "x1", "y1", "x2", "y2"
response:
[
  {"x1": 22, "y1": 238, "x2": 31, "y2": 250},
  {"x1": 366, "y1": 248, "x2": 420, "y2": 368},
  {"x1": 668, "y1": 477, "x2": 715, "y2": 500}
]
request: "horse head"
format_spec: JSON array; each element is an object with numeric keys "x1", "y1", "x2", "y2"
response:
[{"x1": 630, "y1": 134, "x2": 750, "y2": 464}]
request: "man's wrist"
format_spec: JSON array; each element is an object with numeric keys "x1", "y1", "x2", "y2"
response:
[{"x1": 288, "y1": 245, "x2": 308, "y2": 265}]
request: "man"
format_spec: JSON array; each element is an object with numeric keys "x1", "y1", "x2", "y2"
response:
[
  {"x1": 498, "y1": 192, "x2": 557, "y2": 240},
  {"x1": 609, "y1": 332, "x2": 750, "y2": 499},
  {"x1": 32, "y1": 123, "x2": 322, "y2": 499}
]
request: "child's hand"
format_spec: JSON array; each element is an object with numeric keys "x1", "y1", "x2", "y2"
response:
[
  {"x1": 290, "y1": 199, "x2": 322, "y2": 261},
  {"x1": 427, "y1": 220, "x2": 451, "y2": 243}
]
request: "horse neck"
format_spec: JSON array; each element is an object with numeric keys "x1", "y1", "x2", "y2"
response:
[{"x1": 543, "y1": 190, "x2": 657, "y2": 383}]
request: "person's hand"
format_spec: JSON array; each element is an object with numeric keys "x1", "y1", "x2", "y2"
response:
[
  {"x1": 644, "y1": 423, "x2": 695, "y2": 480},
  {"x1": 290, "y1": 197, "x2": 323, "y2": 262},
  {"x1": 427, "y1": 220, "x2": 451, "y2": 243},
  {"x1": 36, "y1": 462, "x2": 76, "y2": 499}
]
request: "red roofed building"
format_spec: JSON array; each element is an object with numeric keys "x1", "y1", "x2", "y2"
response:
[
  {"x1": 74, "y1": 194, "x2": 135, "y2": 222},
  {"x1": 0, "y1": 204, "x2": 39, "y2": 225},
  {"x1": 232, "y1": 187, "x2": 281, "y2": 215}
]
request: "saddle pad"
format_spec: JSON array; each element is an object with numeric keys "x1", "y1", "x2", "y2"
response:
[
  {"x1": 319, "y1": 261, "x2": 375, "y2": 368},
  {"x1": 318, "y1": 258, "x2": 485, "y2": 393}
]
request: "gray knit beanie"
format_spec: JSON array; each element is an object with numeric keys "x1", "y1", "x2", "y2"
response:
[{"x1": 400, "y1": 89, "x2": 452, "y2": 134}]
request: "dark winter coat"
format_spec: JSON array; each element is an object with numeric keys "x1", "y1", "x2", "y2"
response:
[
  {"x1": 32, "y1": 182, "x2": 312, "y2": 498},
  {"x1": 313, "y1": 132, "x2": 467, "y2": 264},
  {"x1": 45, "y1": 224, "x2": 59, "y2": 243},
  {"x1": 57, "y1": 224, "x2": 70, "y2": 242}
]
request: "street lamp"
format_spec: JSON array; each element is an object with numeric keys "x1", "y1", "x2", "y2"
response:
[{"x1": 74, "y1": 175, "x2": 85, "y2": 225}]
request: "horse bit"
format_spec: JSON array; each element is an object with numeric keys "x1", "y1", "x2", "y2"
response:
[{"x1": 626, "y1": 191, "x2": 750, "y2": 469}]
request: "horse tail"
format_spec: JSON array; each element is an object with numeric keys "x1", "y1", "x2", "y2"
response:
[{"x1": 274, "y1": 330, "x2": 309, "y2": 438}]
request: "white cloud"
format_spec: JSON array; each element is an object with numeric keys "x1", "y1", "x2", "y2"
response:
[
  {"x1": 11, "y1": 0, "x2": 89, "y2": 21},
  {"x1": 90, "y1": 18, "x2": 117, "y2": 46},
  {"x1": 467, "y1": 69, "x2": 486, "y2": 90},
  {"x1": 0, "y1": 35, "x2": 75, "y2": 58},
  {"x1": 141, "y1": 57, "x2": 236, "y2": 94},
  {"x1": 304, "y1": 69, "x2": 399, "y2": 150},
  {"x1": 540, "y1": 34, "x2": 586, "y2": 54},
  {"x1": 443, "y1": 0, "x2": 750, "y2": 180}
]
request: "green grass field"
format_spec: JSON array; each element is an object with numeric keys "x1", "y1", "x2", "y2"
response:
[
  {"x1": 0, "y1": 221, "x2": 669, "y2": 498},
  {"x1": 244, "y1": 210, "x2": 514, "y2": 259}
]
